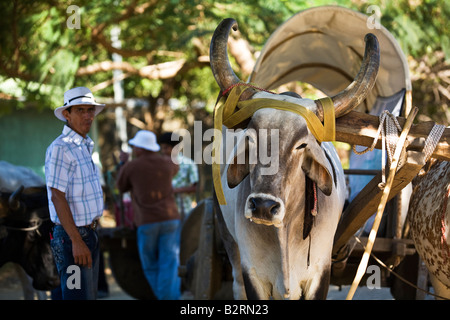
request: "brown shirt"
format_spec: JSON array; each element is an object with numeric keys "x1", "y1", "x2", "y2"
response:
[{"x1": 116, "y1": 152, "x2": 180, "y2": 226}]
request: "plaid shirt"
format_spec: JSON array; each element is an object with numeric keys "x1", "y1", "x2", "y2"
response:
[
  {"x1": 172, "y1": 153, "x2": 199, "y2": 215},
  {"x1": 45, "y1": 125, "x2": 103, "y2": 226}
]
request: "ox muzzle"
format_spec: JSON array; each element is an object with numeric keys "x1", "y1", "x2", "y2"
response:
[{"x1": 245, "y1": 193, "x2": 285, "y2": 228}]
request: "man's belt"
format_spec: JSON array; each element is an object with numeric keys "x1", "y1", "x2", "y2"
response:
[{"x1": 56, "y1": 219, "x2": 99, "y2": 230}]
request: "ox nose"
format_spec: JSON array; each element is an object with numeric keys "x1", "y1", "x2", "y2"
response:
[{"x1": 248, "y1": 197, "x2": 281, "y2": 220}]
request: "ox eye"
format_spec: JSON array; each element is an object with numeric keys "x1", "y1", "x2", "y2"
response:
[{"x1": 296, "y1": 143, "x2": 307, "y2": 150}]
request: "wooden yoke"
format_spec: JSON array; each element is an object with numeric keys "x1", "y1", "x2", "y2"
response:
[
  {"x1": 335, "y1": 110, "x2": 450, "y2": 161},
  {"x1": 332, "y1": 110, "x2": 449, "y2": 265}
]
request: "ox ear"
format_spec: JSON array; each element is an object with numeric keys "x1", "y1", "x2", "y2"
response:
[
  {"x1": 9, "y1": 185, "x2": 24, "y2": 212},
  {"x1": 301, "y1": 147, "x2": 333, "y2": 196},
  {"x1": 227, "y1": 155, "x2": 250, "y2": 188},
  {"x1": 227, "y1": 138, "x2": 250, "y2": 188}
]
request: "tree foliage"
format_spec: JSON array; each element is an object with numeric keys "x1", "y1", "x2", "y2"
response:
[
  {"x1": 0, "y1": 0, "x2": 448, "y2": 125},
  {"x1": 364, "y1": 0, "x2": 450, "y2": 123}
]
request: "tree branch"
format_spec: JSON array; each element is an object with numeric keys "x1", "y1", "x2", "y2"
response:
[
  {"x1": 91, "y1": 31, "x2": 154, "y2": 58},
  {"x1": 90, "y1": 0, "x2": 158, "y2": 58},
  {"x1": 77, "y1": 55, "x2": 209, "y2": 79},
  {"x1": 76, "y1": 59, "x2": 188, "y2": 79},
  {"x1": 228, "y1": 30, "x2": 255, "y2": 79}
]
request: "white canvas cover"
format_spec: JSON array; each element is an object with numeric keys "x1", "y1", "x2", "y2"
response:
[{"x1": 249, "y1": 6, "x2": 411, "y2": 114}]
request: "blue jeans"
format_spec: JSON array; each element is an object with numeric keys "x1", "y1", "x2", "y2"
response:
[
  {"x1": 137, "y1": 220, "x2": 181, "y2": 300},
  {"x1": 50, "y1": 225, "x2": 100, "y2": 300}
]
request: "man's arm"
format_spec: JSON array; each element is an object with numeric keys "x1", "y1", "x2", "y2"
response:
[
  {"x1": 116, "y1": 163, "x2": 131, "y2": 193},
  {"x1": 173, "y1": 184, "x2": 197, "y2": 194},
  {"x1": 51, "y1": 188, "x2": 92, "y2": 268}
]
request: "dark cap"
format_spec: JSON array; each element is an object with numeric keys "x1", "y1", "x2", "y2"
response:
[{"x1": 158, "y1": 132, "x2": 180, "y2": 147}]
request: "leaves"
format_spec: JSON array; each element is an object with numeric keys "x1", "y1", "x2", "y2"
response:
[{"x1": 0, "y1": 0, "x2": 448, "y2": 125}]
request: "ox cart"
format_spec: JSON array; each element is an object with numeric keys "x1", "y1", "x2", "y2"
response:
[
  {"x1": 99, "y1": 7, "x2": 448, "y2": 300},
  {"x1": 178, "y1": 7, "x2": 449, "y2": 300}
]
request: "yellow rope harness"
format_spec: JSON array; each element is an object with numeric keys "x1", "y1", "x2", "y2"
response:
[{"x1": 213, "y1": 84, "x2": 336, "y2": 205}]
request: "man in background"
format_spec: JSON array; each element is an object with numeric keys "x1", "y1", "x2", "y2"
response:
[
  {"x1": 116, "y1": 130, "x2": 181, "y2": 300},
  {"x1": 159, "y1": 132, "x2": 199, "y2": 220}
]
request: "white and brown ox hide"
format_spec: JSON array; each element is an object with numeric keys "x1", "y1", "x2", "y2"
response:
[
  {"x1": 408, "y1": 160, "x2": 450, "y2": 299},
  {"x1": 210, "y1": 18, "x2": 380, "y2": 300}
]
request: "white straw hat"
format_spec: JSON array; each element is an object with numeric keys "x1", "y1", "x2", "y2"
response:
[
  {"x1": 54, "y1": 87, "x2": 105, "y2": 121},
  {"x1": 128, "y1": 130, "x2": 161, "y2": 152}
]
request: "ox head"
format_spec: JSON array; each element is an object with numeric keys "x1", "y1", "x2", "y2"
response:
[
  {"x1": 210, "y1": 18, "x2": 379, "y2": 229},
  {"x1": 0, "y1": 186, "x2": 60, "y2": 290},
  {"x1": 224, "y1": 107, "x2": 336, "y2": 230}
]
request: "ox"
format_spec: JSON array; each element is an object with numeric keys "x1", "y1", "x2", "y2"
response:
[
  {"x1": 210, "y1": 18, "x2": 379, "y2": 299},
  {"x1": 0, "y1": 185, "x2": 59, "y2": 291},
  {"x1": 408, "y1": 160, "x2": 450, "y2": 299}
]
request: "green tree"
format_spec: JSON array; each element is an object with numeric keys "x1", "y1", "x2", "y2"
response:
[
  {"x1": 0, "y1": 1, "x2": 308, "y2": 117},
  {"x1": 0, "y1": 0, "x2": 448, "y2": 125},
  {"x1": 358, "y1": 0, "x2": 450, "y2": 124}
]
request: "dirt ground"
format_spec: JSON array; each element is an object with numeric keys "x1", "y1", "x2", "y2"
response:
[
  {"x1": 0, "y1": 212, "x2": 435, "y2": 300},
  {"x1": 2, "y1": 259, "x2": 440, "y2": 300},
  {"x1": 0, "y1": 258, "x2": 135, "y2": 300},
  {"x1": 0, "y1": 211, "x2": 135, "y2": 300},
  {"x1": 0, "y1": 258, "x2": 400, "y2": 300}
]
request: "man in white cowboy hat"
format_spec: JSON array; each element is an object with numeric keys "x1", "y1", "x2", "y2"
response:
[
  {"x1": 44, "y1": 87, "x2": 105, "y2": 299},
  {"x1": 116, "y1": 130, "x2": 181, "y2": 299}
]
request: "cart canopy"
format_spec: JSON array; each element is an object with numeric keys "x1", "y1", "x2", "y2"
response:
[{"x1": 249, "y1": 6, "x2": 411, "y2": 114}]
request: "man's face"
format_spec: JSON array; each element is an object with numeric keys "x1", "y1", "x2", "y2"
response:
[
  {"x1": 160, "y1": 143, "x2": 173, "y2": 157},
  {"x1": 63, "y1": 105, "x2": 95, "y2": 137}
]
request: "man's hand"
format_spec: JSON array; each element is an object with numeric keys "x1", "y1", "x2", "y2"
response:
[
  {"x1": 72, "y1": 237, "x2": 92, "y2": 268},
  {"x1": 51, "y1": 187, "x2": 93, "y2": 268}
]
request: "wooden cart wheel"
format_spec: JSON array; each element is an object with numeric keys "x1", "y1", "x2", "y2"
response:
[
  {"x1": 179, "y1": 200, "x2": 206, "y2": 266},
  {"x1": 178, "y1": 198, "x2": 233, "y2": 299},
  {"x1": 192, "y1": 198, "x2": 223, "y2": 299},
  {"x1": 105, "y1": 229, "x2": 156, "y2": 300}
]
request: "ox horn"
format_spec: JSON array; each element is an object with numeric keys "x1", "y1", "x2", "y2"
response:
[
  {"x1": 211, "y1": 19, "x2": 379, "y2": 117},
  {"x1": 319, "y1": 33, "x2": 380, "y2": 119},
  {"x1": 210, "y1": 18, "x2": 256, "y2": 100},
  {"x1": 9, "y1": 185, "x2": 24, "y2": 212}
]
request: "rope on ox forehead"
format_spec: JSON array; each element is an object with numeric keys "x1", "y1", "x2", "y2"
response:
[{"x1": 213, "y1": 83, "x2": 336, "y2": 205}]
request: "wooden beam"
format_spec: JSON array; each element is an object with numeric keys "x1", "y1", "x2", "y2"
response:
[
  {"x1": 351, "y1": 237, "x2": 416, "y2": 255},
  {"x1": 335, "y1": 111, "x2": 450, "y2": 161},
  {"x1": 332, "y1": 150, "x2": 427, "y2": 257}
]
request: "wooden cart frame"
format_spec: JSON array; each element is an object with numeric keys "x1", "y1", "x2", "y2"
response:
[
  {"x1": 178, "y1": 7, "x2": 449, "y2": 300},
  {"x1": 178, "y1": 118, "x2": 449, "y2": 300},
  {"x1": 102, "y1": 7, "x2": 449, "y2": 300}
]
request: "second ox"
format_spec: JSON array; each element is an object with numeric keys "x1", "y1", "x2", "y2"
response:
[
  {"x1": 408, "y1": 160, "x2": 450, "y2": 299},
  {"x1": 0, "y1": 185, "x2": 59, "y2": 291},
  {"x1": 210, "y1": 18, "x2": 380, "y2": 299}
]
